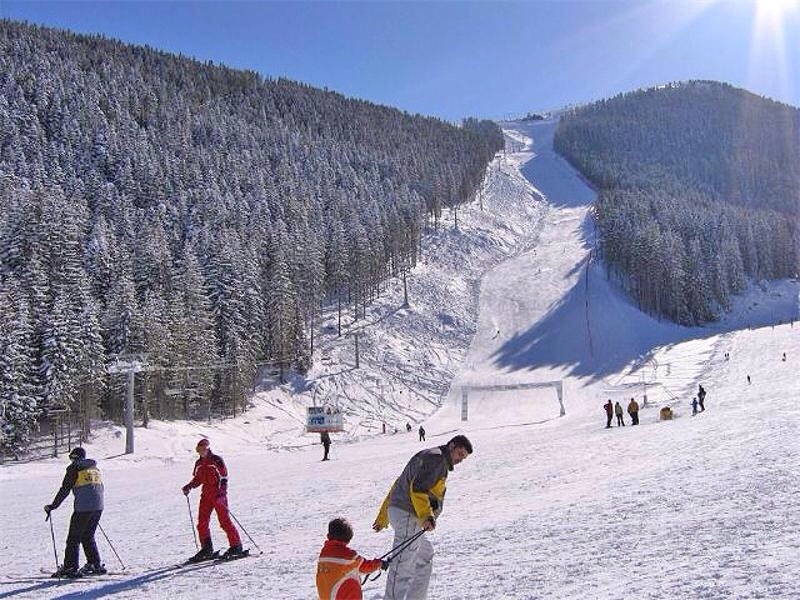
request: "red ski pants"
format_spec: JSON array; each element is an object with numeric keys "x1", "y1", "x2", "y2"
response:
[{"x1": 197, "y1": 493, "x2": 241, "y2": 547}]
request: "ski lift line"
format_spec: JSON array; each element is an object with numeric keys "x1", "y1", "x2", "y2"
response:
[
  {"x1": 380, "y1": 374, "x2": 439, "y2": 406},
  {"x1": 106, "y1": 362, "x2": 238, "y2": 375}
]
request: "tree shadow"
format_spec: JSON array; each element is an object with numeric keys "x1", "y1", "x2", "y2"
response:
[
  {"x1": 511, "y1": 120, "x2": 596, "y2": 209},
  {"x1": 490, "y1": 257, "x2": 800, "y2": 382}
]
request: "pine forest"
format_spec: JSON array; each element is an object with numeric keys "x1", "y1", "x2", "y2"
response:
[
  {"x1": 0, "y1": 21, "x2": 503, "y2": 455},
  {"x1": 554, "y1": 81, "x2": 800, "y2": 325}
]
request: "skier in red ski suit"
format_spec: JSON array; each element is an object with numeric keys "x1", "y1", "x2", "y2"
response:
[{"x1": 182, "y1": 439, "x2": 243, "y2": 561}]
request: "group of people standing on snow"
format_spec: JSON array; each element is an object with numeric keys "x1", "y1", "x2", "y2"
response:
[
  {"x1": 604, "y1": 384, "x2": 708, "y2": 428},
  {"x1": 45, "y1": 432, "x2": 474, "y2": 600},
  {"x1": 691, "y1": 384, "x2": 707, "y2": 415},
  {"x1": 603, "y1": 397, "x2": 640, "y2": 428}
]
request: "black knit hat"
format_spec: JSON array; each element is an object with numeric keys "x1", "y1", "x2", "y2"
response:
[
  {"x1": 68, "y1": 447, "x2": 86, "y2": 460},
  {"x1": 327, "y1": 517, "x2": 353, "y2": 543}
]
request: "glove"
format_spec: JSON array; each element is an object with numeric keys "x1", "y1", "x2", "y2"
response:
[
  {"x1": 182, "y1": 485, "x2": 191, "y2": 496},
  {"x1": 421, "y1": 516, "x2": 436, "y2": 531},
  {"x1": 381, "y1": 559, "x2": 391, "y2": 570},
  {"x1": 44, "y1": 505, "x2": 52, "y2": 521}
]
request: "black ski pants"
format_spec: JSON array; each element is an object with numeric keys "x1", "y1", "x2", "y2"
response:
[
  {"x1": 64, "y1": 510, "x2": 102, "y2": 569},
  {"x1": 323, "y1": 442, "x2": 330, "y2": 460},
  {"x1": 605, "y1": 413, "x2": 613, "y2": 428}
]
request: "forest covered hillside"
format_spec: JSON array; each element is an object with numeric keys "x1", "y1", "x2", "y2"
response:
[
  {"x1": 554, "y1": 81, "x2": 800, "y2": 325},
  {"x1": 0, "y1": 19, "x2": 502, "y2": 455}
]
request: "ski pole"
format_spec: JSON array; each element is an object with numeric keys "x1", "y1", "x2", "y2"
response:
[
  {"x1": 381, "y1": 529, "x2": 425, "y2": 560},
  {"x1": 363, "y1": 529, "x2": 426, "y2": 585},
  {"x1": 228, "y1": 510, "x2": 262, "y2": 554},
  {"x1": 186, "y1": 496, "x2": 198, "y2": 550},
  {"x1": 98, "y1": 523, "x2": 126, "y2": 571},
  {"x1": 46, "y1": 510, "x2": 60, "y2": 570}
]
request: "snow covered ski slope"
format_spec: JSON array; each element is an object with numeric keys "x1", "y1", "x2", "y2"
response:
[{"x1": 1, "y1": 120, "x2": 798, "y2": 599}]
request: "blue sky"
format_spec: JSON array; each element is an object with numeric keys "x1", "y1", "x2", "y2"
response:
[{"x1": 1, "y1": 1, "x2": 798, "y2": 121}]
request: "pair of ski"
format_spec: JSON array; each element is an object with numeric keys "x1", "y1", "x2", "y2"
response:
[
  {"x1": 2, "y1": 570, "x2": 123, "y2": 584},
  {"x1": 183, "y1": 548, "x2": 251, "y2": 566},
  {"x1": 6, "y1": 551, "x2": 251, "y2": 584}
]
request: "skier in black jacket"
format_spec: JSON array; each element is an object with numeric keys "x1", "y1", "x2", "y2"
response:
[
  {"x1": 320, "y1": 431, "x2": 332, "y2": 461},
  {"x1": 697, "y1": 384, "x2": 706, "y2": 412},
  {"x1": 44, "y1": 447, "x2": 105, "y2": 578}
]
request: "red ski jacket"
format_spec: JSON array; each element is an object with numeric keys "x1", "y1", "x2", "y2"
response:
[
  {"x1": 185, "y1": 452, "x2": 229, "y2": 497},
  {"x1": 316, "y1": 539, "x2": 382, "y2": 600}
]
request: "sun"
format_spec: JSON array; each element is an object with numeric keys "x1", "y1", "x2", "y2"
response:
[{"x1": 755, "y1": 0, "x2": 799, "y2": 19}]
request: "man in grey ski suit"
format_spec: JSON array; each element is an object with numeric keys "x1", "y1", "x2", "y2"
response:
[{"x1": 372, "y1": 434, "x2": 473, "y2": 600}]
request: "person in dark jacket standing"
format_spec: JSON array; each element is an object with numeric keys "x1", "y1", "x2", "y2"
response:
[
  {"x1": 182, "y1": 439, "x2": 243, "y2": 561},
  {"x1": 627, "y1": 397, "x2": 640, "y2": 425},
  {"x1": 418, "y1": 425, "x2": 426, "y2": 442},
  {"x1": 603, "y1": 400, "x2": 613, "y2": 428},
  {"x1": 44, "y1": 447, "x2": 105, "y2": 578},
  {"x1": 372, "y1": 434, "x2": 473, "y2": 600},
  {"x1": 697, "y1": 385, "x2": 706, "y2": 412},
  {"x1": 321, "y1": 431, "x2": 332, "y2": 461}
]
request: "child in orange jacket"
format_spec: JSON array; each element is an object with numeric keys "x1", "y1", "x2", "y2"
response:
[{"x1": 316, "y1": 517, "x2": 386, "y2": 600}]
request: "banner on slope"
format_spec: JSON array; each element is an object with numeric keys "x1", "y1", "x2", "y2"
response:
[{"x1": 306, "y1": 406, "x2": 344, "y2": 432}]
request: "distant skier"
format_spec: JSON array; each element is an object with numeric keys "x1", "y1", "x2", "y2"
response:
[
  {"x1": 418, "y1": 425, "x2": 426, "y2": 442},
  {"x1": 747, "y1": 374, "x2": 751, "y2": 385},
  {"x1": 316, "y1": 517, "x2": 386, "y2": 600},
  {"x1": 614, "y1": 401, "x2": 625, "y2": 426},
  {"x1": 373, "y1": 435, "x2": 473, "y2": 600},
  {"x1": 406, "y1": 422, "x2": 412, "y2": 433},
  {"x1": 182, "y1": 439, "x2": 244, "y2": 561},
  {"x1": 627, "y1": 397, "x2": 640, "y2": 425},
  {"x1": 604, "y1": 400, "x2": 613, "y2": 429},
  {"x1": 697, "y1": 385, "x2": 706, "y2": 412},
  {"x1": 782, "y1": 352, "x2": 787, "y2": 362},
  {"x1": 691, "y1": 397, "x2": 698, "y2": 415},
  {"x1": 321, "y1": 431, "x2": 332, "y2": 461},
  {"x1": 44, "y1": 447, "x2": 106, "y2": 578}
]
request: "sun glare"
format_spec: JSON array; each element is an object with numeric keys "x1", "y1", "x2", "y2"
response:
[
  {"x1": 755, "y1": 0, "x2": 799, "y2": 21},
  {"x1": 748, "y1": 0, "x2": 798, "y2": 102}
]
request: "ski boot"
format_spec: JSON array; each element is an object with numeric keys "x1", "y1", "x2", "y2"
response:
[
  {"x1": 221, "y1": 544, "x2": 246, "y2": 560},
  {"x1": 188, "y1": 541, "x2": 215, "y2": 563},
  {"x1": 51, "y1": 565, "x2": 81, "y2": 579},
  {"x1": 79, "y1": 563, "x2": 107, "y2": 576}
]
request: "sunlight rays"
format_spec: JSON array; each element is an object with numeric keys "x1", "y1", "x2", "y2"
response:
[
  {"x1": 547, "y1": 1, "x2": 718, "y2": 94},
  {"x1": 748, "y1": 0, "x2": 798, "y2": 103}
]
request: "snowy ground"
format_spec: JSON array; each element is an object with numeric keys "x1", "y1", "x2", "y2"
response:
[{"x1": 1, "y1": 120, "x2": 798, "y2": 599}]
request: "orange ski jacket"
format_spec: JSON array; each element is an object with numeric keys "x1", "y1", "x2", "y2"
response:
[{"x1": 316, "y1": 539, "x2": 382, "y2": 600}]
